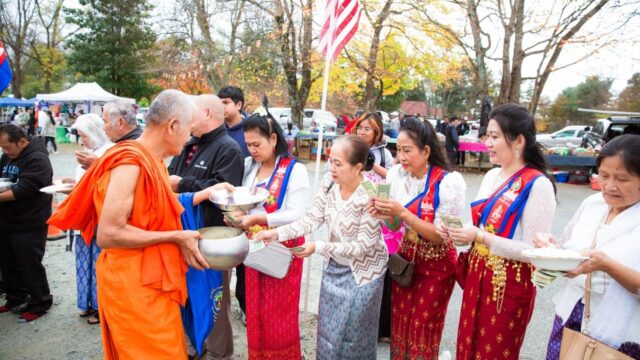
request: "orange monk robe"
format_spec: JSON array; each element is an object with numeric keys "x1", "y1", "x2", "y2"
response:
[{"x1": 48, "y1": 140, "x2": 188, "y2": 360}]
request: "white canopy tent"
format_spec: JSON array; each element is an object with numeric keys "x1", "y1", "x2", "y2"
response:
[{"x1": 36, "y1": 82, "x2": 135, "y2": 112}]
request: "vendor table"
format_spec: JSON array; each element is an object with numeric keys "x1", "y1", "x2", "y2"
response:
[
  {"x1": 295, "y1": 133, "x2": 337, "y2": 160},
  {"x1": 545, "y1": 155, "x2": 596, "y2": 172}
]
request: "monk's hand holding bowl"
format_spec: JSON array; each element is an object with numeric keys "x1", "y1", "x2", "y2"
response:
[
  {"x1": 174, "y1": 230, "x2": 209, "y2": 270},
  {"x1": 254, "y1": 229, "x2": 278, "y2": 244}
]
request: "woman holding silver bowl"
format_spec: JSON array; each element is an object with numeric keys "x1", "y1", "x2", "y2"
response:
[
  {"x1": 256, "y1": 135, "x2": 388, "y2": 360},
  {"x1": 225, "y1": 107, "x2": 310, "y2": 360},
  {"x1": 535, "y1": 134, "x2": 640, "y2": 360}
]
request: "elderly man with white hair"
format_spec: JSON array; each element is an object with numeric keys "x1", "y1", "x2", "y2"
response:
[
  {"x1": 75, "y1": 100, "x2": 141, "y2": 170},
  {"x1": 50, "y1": 89, "x2": 220, "y2": 359}
]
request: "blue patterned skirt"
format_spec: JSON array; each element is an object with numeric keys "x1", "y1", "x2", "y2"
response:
[
  {"x1": 75, "y1": 235, "x2": 101, "y2": 311},
  {"x1": 317, "y1": 259, "x2": 384, "y2": 360}
]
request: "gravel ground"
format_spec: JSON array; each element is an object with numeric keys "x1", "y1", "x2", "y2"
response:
[{"x1": 0, "y1": 142, "x2": 597, "y2": 359}]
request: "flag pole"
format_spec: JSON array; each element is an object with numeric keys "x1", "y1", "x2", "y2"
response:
[{"x1": 304, "y1": 2, "x2": 335, "y2": 314}]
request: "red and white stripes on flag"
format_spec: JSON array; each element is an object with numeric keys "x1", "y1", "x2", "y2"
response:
[{"x1": 317, "y1": 0, "x2": 362, "y2": 62}]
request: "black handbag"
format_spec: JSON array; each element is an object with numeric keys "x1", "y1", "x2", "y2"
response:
[{"x1": 388, "y1": 237, "x2": 417, "y2": 287}]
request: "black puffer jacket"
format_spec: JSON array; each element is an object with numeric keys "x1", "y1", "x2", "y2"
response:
[{"x1": 0, "y1": 137, "x2": 53, "y2": 231}]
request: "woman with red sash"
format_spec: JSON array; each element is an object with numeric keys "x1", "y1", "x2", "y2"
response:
[
  {"x1": 370, "y1": 118, "x2": 467, "y2": 359},
  {"x1": 226, "y1": 108, "x2": 309, "y2": 359},
  {"x1": 444, "y1": 104, "x2": 556, "y2": 360}
]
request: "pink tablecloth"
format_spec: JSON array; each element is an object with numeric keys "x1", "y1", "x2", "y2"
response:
[{"x1": 459, "y1": 141, "x2": 488, "y2": 152}]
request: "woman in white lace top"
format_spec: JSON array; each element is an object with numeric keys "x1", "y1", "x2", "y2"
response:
[
  {"x1": 369, "y1": 118, "x2": 466, "y2": 359},
  {"x1": 256, "y1": 135, "x2": 388, "y2": 359},
  {"x1": 445, "y1": 104, "x2": 556, "y2": 359},
  {"x1": 536, "y1": 135, "x2": 640, "y2": 360}
]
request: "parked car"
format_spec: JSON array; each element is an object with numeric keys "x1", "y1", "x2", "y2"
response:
[
  {"x1": 582, "y1": 117, "x2": 640, "y2": 148},
  {"x1": 270, "y1": 107, "x2": 337, "y2": 132},
  {"x1": 536, "y1": 125, "x2": 590, "y2": 148}
]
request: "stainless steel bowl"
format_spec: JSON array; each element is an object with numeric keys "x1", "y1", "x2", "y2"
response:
[
  {"x1": 0, "y1": 178, "x2": 13, "y2": 193},
  {"x1": 209, "y1": 186, "x2": 270, "y2": 212},
  {"x1": 198, "y1": 226, "x2": 249, "y2": 270}
]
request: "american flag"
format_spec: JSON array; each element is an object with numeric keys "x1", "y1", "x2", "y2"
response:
[{"x1": 317, "y1": 0, "x2": 362, "y2": 62}]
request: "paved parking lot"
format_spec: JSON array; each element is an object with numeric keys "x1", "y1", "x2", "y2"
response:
[{"x1": 0, "y1": 142, "x2": 598, "y2": 359}]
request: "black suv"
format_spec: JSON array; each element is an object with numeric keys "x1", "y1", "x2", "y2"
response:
[{"x1": 582, "y1": 116, "x2": 640, "y2": 148}]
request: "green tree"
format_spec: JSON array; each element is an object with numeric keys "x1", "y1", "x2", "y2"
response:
[
  {"x1": 65, "y1": 0, "x2": 157, "y2": 99},
  {"x1": 546, "y1": 75, "x2": 612, "y2": 129},
  {"x1": 617, "y1": 73, "x2": 640, "y2": 112}
]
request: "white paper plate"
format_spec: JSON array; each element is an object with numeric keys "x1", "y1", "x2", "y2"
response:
[
  {"x1": 522, "y1": 248, "x2": 588, "y2": 271},
  {"x1": 40, "y1": 183, "x2": 74, "y2": 194}
]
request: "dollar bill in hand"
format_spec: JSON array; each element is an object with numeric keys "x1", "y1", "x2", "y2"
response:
[
  {"x1": 441, "y1": 215, "x2": 464, "y2": 229},
  {"x1": 248, "y1": 239, "x2": 266, "y2": 253},
  {"x1": 377, "y1": 183, "x2": 391, "y2": 199},
  {"x1": 361, "y1": 180, "x2": 377, "y2": 197},
  {"x1": 291, "y1": 246, "x2": 306, "y2": 253}
]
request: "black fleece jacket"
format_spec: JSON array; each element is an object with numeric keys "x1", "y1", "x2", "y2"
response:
[
  {"x1": 0, "y1": 137, "x2": 53, "y2": 231},
  {"x1": 168, "y1": 126, "x2": 244, "y2": 227}
]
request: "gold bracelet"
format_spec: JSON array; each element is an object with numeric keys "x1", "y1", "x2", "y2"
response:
[{"x1": 475, "y1": 228, "x2": 485, "y2": 244}]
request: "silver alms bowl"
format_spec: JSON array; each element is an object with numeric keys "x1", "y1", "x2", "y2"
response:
[
  {"x1": 198, "y1": 226, "x2": 249, "y2": 270},
  {"x1": 209, "y1": 186, "x2": 270, "y2": 212}
]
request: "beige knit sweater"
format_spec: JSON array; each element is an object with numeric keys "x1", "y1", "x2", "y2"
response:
[{"x1": 277, "y1": 174, "x2": 388, "y2": 286}]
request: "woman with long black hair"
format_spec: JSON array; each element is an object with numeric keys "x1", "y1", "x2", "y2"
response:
[
  {"x1": 445, "y1": 103, "x2": 556, "y2": 359},
  {"x1": 369, "y1": 118, "x2": 466, "y2": 359},
  {"x1": 226, "y1": 105, "x2": 310, "y2": 359}
]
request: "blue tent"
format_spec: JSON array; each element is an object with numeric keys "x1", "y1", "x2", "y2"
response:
[{"x1": 0, "y1": 97, "x2": 35, "y2": 107}]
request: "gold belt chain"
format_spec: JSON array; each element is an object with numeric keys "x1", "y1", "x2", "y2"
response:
[
  {"x1": 400, "y1": 229, "x2": 453, "y2": 261},
  {"x1": 469, "y1": 243, "x2": 531, "y2": 313}
]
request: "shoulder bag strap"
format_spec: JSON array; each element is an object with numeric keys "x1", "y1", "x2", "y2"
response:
[{"x1": 583, "y1": 211, "x2": 608, "y2": 335}]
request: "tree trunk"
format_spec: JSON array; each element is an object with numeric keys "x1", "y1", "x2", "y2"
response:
[
  {"x1": 361, "y1": 0, "x2": 393, "y2": 113},
  {"x1": 9, "y1": 56, "x2": 23, "y2": 98},
  {"x1": 508, "y1": 0, "x2": 525, "y2": 104},
  {"x1": 497, "y1": 3, "x2": 513, "y2": 105},
  {"x1": 466, "y1": 0, "x2": 489, "y2": 96}
]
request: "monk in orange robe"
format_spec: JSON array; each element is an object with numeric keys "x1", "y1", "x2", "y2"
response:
[{"x1": 49, "y1": 90, "x2": 210, "y2": 360}]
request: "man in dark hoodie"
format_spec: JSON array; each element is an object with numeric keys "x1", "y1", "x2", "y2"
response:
[
  {"x1": 218, "y1": 86, "x2": 250, "y2": 158},
  {"x1": 0, "y1": 124, "x2": 53, "y2": 322}
]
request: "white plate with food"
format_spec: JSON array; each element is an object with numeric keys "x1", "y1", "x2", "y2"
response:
[
  {"x1": 522, "y1": 247, "x2": 588, "y2": 271},
  {"x1": 40, "y1": 183, "x2": 74, "y2": 194}
]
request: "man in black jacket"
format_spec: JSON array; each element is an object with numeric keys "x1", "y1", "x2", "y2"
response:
[
  {"x1": 0, "y1": 124, "x2": 53, "y2": 322},
  {"x1": 445, "y1": 116, "x2": 461, "y2": 167},
  {"x1": 168, "y1": 94, "x2": 244, "y2": 360},
  {"x1": 456, "y1": 118, "x2": 470, "y2": 166}
]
